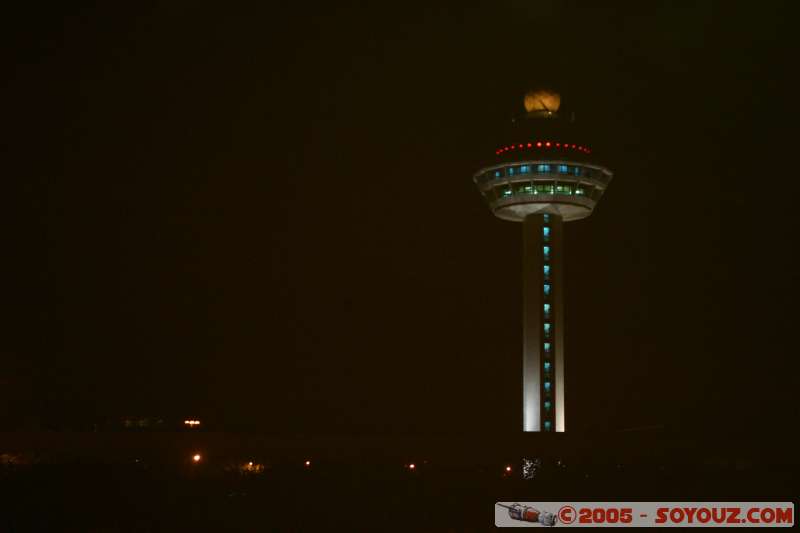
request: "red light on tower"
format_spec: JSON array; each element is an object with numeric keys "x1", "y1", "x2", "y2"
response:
[
  {"x1": 536, "y1": 141, "x2": 542, "y2": 147},
  {"x1": 545, "y1": 142, "x2": 551, "y2": 147},
  {"x1": 527, "y1": 142, "x2": 532, "y2": 148}
]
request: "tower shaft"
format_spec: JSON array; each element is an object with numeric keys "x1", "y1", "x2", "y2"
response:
[{"x1": 522, "y1": 213, "x2": 565, "y2": 432}]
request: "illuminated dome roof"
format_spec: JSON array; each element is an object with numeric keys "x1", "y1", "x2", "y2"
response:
[{"x1": 524, "y1": 89, "x2": 561, "y2": 114}]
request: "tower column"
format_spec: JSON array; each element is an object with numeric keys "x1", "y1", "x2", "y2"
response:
[
  {"x1": 522, "y1": 213, "x2": 565, "y2": 432},
  {"x1": 551, "y1": 214, "x2": 566, "y2": 432},
  {"x1": 522, "y1": 214, "x2": 543, "y2": 432}
]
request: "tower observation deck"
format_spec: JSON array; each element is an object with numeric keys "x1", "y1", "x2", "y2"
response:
[{"x1": 473, "y1": 90, "x2": 613, "y2": 432}]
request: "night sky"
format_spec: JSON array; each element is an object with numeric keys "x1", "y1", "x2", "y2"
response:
[{"x1": 3, "y1": 3, "x2": 798, "y2": 438}]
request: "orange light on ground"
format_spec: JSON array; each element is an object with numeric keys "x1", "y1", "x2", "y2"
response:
[
  {"x1": 408, "y1": 463, "x2": 416, "y2": 470},
  {"x1": 184, "y1": 419, "x2": 201, "y2": 427},
  {"x1": 241, "y1": 461, "x2": 264, "y2": 473},
  {"x1": 304, "y1": 460, "x2": 311, "y2": 467},
  {"x1": 192, "y1": 454, "x2": 201, "y2": 463},
  {"x1": 505, "y1": 465, "x2": 512, "y2": 473}
]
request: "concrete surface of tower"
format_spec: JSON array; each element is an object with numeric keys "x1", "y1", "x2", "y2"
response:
[{"x1": 472, "y1": 89, "x2": 613, "y2": 432}]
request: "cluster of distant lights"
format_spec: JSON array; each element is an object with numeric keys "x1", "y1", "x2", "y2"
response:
[
  {"x1": 190, "y1": 454, "x2": 312, "y2": 468},
  {"x1": 407, "y1": 461, "x2": 513, "y2": 476},
  {"x1": 178, "y1": 419, "x2": 525, "y2": 477},
  {"x1": 495, "y1": 141, "x2": 591, "y2": 156},
  {"x1": 179, "y1": 419, "x2": 513, "y2": 476},
  {"x1": 192, "y1": 456, "x2": 516, "y2": 476},
  {"x1": 182, "y1": 455, "x2": 531, "y2": 478}
]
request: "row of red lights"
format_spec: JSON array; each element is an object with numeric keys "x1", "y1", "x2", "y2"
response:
[{"x1": 496, "y1": 141, "x2": 591, "y2": 155}]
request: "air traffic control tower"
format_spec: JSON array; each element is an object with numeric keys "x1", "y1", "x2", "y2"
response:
[{"x1": 473, "y1": 90, "x2": 613, "y2": 432}]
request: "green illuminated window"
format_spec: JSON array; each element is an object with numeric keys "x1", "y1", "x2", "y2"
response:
[
  {"x1": 495, "y1": 185, "x2": 512, "y2": 198},
  {"x1": 543, "y1": 342, "x2": 551, "y2": 354},
  {"x1": 543, "y1": 214, "x2": 550, "y2": 223},
  {"x1": 513, "y1": 181, "x2": 533, "y2": 195},
  {"x1": 543, "y1": 265, "x2": 550, "y2": 281},
  {"x1": 537, "y1": 164, "x2": 551, "y2": 173},
  {"x1": 544, "y1": 361, "x2": 551, "y2": 372},
  {"x1": 544, "y1": 381, "x2": 551, "y2": 392},
  {"x1": 555, "y1": 183, "x2": 573, "y2": 195},
  {"x1": 544, "y1": 420, "x2": 552, "y2": 431},
  {"x1": 493, "y1": 169, "x2": 503, "y2": 178},
  {"x1": 544, "y1": 400, "x2": 552, "y2": 411},
  {"x1": 543, "y1": 302, "x2": 551, "y2": 317},
  {"x1": 572, "y1": 166, "x2": 582, "y2": 176},
  {"x1": 543, "y1": 246, "x2": 550, "y2": 260},
  {"x1": 535, "y1": 182, "x2": 554, "y2": 194},
  {"x1": 520, "y1": 165, "x2": 530, "y2": 174},
  {"x1": 543, "y1": 284, "x2": 551, "y2": 296},
  {"x1": 558, "y1": 164, "x2": 568, "y2": 174},
  {"x1": 543, "y1": 323, "x2": 551, "y2": 338}
]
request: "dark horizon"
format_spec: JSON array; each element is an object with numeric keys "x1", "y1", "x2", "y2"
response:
[{"x1": 3, "y1": 3, "x2": 798, "y2": 441}]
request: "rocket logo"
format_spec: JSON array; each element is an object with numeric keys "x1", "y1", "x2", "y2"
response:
[{"x1": 496, "y1": 503, "x2": 558, "y2": 526}]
